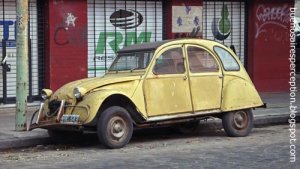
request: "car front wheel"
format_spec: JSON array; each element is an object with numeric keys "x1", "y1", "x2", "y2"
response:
[
  {"x1": 222, "y1": 109, "x2": 253, "y2": 137},
  {"x1": 97, "y1": 106, "x2": 133, "y2": 149}
]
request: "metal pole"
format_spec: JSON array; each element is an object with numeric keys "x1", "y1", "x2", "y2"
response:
[
  {"x1": 2, "y1": 0, "x2": 7, "y2": 104},
  {"x1": 15, "y1": 0, "x2": 29, "y2": 131}
]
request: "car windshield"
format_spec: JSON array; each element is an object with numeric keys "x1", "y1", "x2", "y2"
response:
[{"x1": 109, "y1": 51, "x2": 154, "y2": 71}]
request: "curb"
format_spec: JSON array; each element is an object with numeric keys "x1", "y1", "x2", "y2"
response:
[
  {"x1": 0, "y1": 136, "x2": 51, "y2": 151},
  {"x1": 254, "y1": 113, "x2": 299, "y2": 127},
  {"x1": 0, "y1": 113, "x2": 298, "y2": 151}
]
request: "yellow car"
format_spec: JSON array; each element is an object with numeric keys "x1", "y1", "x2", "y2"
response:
[{"x1": 29, "y1": 39, "x2": 264, "y2": 149}]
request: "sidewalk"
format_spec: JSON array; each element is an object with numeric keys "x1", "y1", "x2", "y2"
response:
[{"x1": 0, "y1": 92, "x2": 299, "y2": 151}]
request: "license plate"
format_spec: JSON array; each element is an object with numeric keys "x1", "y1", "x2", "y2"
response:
[{"x1": 60, "y1": 114, "x2": 80, "y2": 124}]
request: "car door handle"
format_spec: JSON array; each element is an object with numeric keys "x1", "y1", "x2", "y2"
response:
[
  {"x1": 183, "y1": 75, "x2": 187, "y2": 80},
  {"x1": 218, "y1": 75, "x2": 223, "y2": 79}
]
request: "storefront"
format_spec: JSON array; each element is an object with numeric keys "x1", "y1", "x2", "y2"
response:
[
  {"x1": 0, "y1": 0, "x2": 43, "y2": 104},
  {"x1": 248, "y1": 0, "x2": 293, "y2": 91},
  {"x1": 0, "y1": 0, "x2": 294, "y2": 104},
  {"x1": 87, "y1": 0, "x2": 246, "y2": 77},
  {"x1": 87, "y1": 0, "x2": 163, "y2": 77}
]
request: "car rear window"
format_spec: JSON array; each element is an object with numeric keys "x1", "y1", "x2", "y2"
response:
[
  {"x1": 109, "y1": 52, "x2": 153, "y2": 71},
  {"x1": 214, "y1": 46, "x2": 240, "y2": 71}
]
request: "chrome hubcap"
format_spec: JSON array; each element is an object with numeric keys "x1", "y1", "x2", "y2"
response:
[
  {"x1": 233, "y1": 111, "x2": 248, "y2": 129},
  {"x1": 109, "y1": 116, "x2": 127, "y2": 140}
]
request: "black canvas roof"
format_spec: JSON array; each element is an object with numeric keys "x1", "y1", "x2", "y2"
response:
[{"x1": 118, "y1": 40, "x2": 170, "y2": 53}]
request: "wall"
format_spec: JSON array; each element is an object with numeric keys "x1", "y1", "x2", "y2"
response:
[
  {"x1": 45, "y1": 0, "x2": 87, "y2": 91},
  {"x1": 43, "y1": 0, "x2": 292, "y2": 92},
  {"x1": 248, "y1": 0, "x2": 293, "y2": 92}
]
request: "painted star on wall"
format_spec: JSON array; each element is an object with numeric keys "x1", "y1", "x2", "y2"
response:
[{"x1": 65, "y1": 13, "x2": 78, "y2": 27}]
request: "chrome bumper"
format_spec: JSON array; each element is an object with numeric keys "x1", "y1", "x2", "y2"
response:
[{"x1": 28, "y1": 100, "x2": 90, "y2": 131}]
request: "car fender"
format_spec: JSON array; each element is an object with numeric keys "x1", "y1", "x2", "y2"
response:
[
  {"x1": 221, "y1": 78, "x2": 263, "y2": 111},
  {"x1": 72, "y1": 89, "x2": 134, "y2": 124}
]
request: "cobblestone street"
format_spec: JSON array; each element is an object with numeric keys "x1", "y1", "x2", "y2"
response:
[{"x1": 0, "y1": 125, "x2": 299, "y2": 169}]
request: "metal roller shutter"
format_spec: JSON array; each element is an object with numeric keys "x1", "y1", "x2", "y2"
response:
[
  {"x1": 203, "y1": 1, "x2": 246, "y2": 65},
  {"x1": 0, "y1": 0, "x2": 40, "y2": 103},
  {"x1": 88, "y1": 0, "x2": 163, "y2": 77}
]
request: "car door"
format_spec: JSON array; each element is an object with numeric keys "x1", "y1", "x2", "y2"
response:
[
  {"x1": 185, "y1": 44, "x2": 223, "y2": 112},
  {"x1": 143, "y1": 45, "x2": 193, "y2": 117}
]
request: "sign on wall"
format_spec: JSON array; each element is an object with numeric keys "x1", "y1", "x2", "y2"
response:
[
  {"x1": 172, "y1": 6, "x2": 203, "y2": 33},
  {"x1": 88, "y1": 0, "x2": 163, "y2": 77}
]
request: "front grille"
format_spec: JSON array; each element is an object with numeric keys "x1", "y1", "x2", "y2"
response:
[{"x1": 48, "y1": 100, "x2": 61, "y2": 117}]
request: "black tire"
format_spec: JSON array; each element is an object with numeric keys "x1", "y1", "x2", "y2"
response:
[
  {"x1": 97, "y1": 106, "x2": 133, "y2": 149},
  {"x1": 48, "y1": 130, "x2": 83, "y2": 143},
  {"x1": 222, "y1": 109, "x2": 253, "y2": 137}
]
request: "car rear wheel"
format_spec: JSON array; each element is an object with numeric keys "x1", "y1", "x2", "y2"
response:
[
  {"x1": 97, "y1": 106, "x2": 133, "y2": 149},
  {"x1": 222, "y1": 109, "x2": 253, "y2": 137}
]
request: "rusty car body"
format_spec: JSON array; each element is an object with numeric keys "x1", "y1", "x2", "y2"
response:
[{"x1": 29, "y1": 39, "x2": 264, "y2": 149}]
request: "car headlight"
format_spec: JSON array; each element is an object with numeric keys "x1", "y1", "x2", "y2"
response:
[
  {"x1": 73, "y1": 87, "x2": 86, "y2": 100},
  {"x1": 41, "y1": 89, "x2": 53, "y2": 100}
]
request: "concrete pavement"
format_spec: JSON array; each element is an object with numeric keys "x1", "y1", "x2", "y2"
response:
[{"x1": 0, "y1": 92, "x2": 299, "y2": 151}]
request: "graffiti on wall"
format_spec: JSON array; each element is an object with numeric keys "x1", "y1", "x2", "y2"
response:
[
  {"x1": 65, "y1": 13, "x2": 77, "y2": 27},
  {"x1": 255, "y1": 4, "x2": 290, "y2": 41},
  {"x1": 54, "y1": 12, "x2": 86, "y2": 46},
  {"x1": 53, "y1": 0, "x2": 64, "y2": 5}
]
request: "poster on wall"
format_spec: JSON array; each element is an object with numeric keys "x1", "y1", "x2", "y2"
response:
[
  {"x1": 88, "y1": 0, "x2": 163, "y2": 77},
  {"x1": 172, "y1": 6, "x2": 203, "y2": 34},
  {"x1": 203, "y1": 1, "x2": 245, "y2": 64}
]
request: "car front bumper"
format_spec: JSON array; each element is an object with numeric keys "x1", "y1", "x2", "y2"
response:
[{"x1": 28, "y1": 100, "x2": 89, "y2": 131}]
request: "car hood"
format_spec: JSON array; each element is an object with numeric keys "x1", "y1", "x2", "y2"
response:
[{"x1": 50, "y1": 75, "x2": 142, "y2": 101}]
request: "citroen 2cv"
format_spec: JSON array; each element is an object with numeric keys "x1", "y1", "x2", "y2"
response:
[{"x1": 29, "y1": 39, "x2": 264, "y2": 149}]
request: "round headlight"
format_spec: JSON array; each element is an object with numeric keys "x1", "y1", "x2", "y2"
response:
[
  {"x1": 41, "y1": 89, "x2": 53, "y2": 100},
  {"x1": 73, "y1": 87, "x2": 82, "y2": 99},
  {"x1": 41, "y1": 92, "x2": 48, "y2": 100}
]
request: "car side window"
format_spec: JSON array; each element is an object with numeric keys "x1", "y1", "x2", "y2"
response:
[
  {"x1": 153, "y1": 47, "x2": 185, "y2": 74},
  {"x1": 214, "y1": 46, "x2": 240, "y2": 71},
  {"x1": 187, "y1": 46, "x2": 219, "y2": 73}
]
